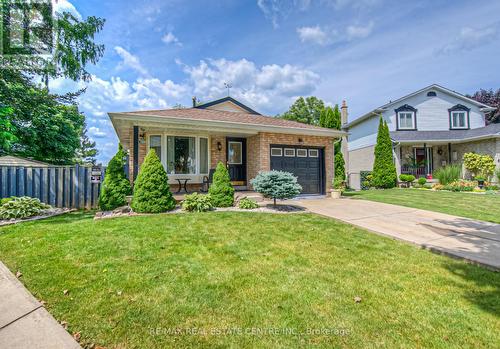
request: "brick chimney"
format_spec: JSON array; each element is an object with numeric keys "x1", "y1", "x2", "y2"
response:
[{"x1": 340, "y1": 100, "x2": 348, "y2": 126}]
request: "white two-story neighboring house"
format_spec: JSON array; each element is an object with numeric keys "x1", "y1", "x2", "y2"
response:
[{"x1": 346, "y1": 84, "x2": 500, "y2": 190}]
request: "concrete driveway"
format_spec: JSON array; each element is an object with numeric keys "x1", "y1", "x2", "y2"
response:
[{"x1": 297, "y1": 197, "x2": 500, "y2": 270}]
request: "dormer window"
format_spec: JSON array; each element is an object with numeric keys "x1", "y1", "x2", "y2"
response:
[
  {"x1": 395, "y1": 104, "x2": 417, "y2": 130},
  {"x1": 448, "y1": 104, "x2": 470, "y2": 130}
]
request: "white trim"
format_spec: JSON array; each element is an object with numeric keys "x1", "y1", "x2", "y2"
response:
[
  {"x1": 309, "y1": 149, "x2": 319, "y2": 158},
  {"x1": 297, "y1": 149, "x2": 307, "y2": 157},
  {"x1": 450, "y1": 111, "x2": 469, "y2": 129},
  {"x1": 271, "y1": 147, "x2": 283, "y2": 156},
  {"x1": 397, "y1": 111, "x2": 416, "y2": 130},
  {"x1": 284, "y1": 148, "x2": 296, "y2": 157},
  {"x1": 227, "y1": 141, "x2": 243, "y2": 165},
  {"x1": 147, "y1": 132, "x2": 211, "y2": 183}
]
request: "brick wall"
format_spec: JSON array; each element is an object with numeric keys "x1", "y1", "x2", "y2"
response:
[
  {"x1": 210, "y1": 135, "x2": 226, "y2": 168},
  {"x1": 247, "y1": 132, "x2": 335, "y2": 191},
  {"x1": 127, "y1": 128, "x2": 336, "y2": 191}
]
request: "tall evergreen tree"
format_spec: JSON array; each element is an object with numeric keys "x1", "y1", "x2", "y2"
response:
[
  {"x1": 372, "y1": 117, "x2": 397, "y2": 188},
  {"x1": 99, "y1": 144, "x2": 131, "y2": 211},
  {"x1": 320, "y1": 105, "x2": 345, "y2": 181},
  {"x1": 75, "y1": 122, "x2": 99, "y2": 164}
]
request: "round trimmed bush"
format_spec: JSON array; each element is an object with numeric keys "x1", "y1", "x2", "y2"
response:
[
  {"x1": 131, "y1": 149, "x2": 176, "y2": 213},
  {"x1": 209, "y1": 162, "x2": 234, "y2": 207}
]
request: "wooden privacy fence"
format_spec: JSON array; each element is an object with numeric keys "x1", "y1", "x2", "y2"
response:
[{"x1": 0, "y1": 165, "x2": 103, "y2": 209}]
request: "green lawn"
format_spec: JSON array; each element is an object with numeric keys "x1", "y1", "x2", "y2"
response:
[
  {"x1": 0, "y1": 212, "x2": 498, "y2": 348},
  {"x1": 345, "y1": 188, "x2": 500, "y2": 224}
]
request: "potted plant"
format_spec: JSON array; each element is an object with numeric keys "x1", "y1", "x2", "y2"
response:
[
  {"x1": 331, "y1": 178, "x2": 345, "y2": 199},
  {"x1": 475, "y1": 175, "x2": 486, "y2": 189}
]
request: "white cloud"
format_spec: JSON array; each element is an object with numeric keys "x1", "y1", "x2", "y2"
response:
[
  {"x1": 114, "y1": 46, "x2": 149, "y2": 76},
  {"x1": 88, "y1": 126, "x2": 106, "y2": 138},
  {"x1": 181, "y1": 58, "x2": 320, "y2": 111},
  {"x1": 52, "y1": 0, "x2": 82, "y2": 20},
  {"x1": 439, "y1": 23, "x2": 500, "y2": 54},
  {"x1": 49, "y1": 74, "x2": 188, "y2": 163},
  {"x1": 257, "y1": 0, "x2": 311, "y2": 28},
  {"x1": 162, "y1": 32, "x2": 182, "y2": 46},
  {"x1": 323, "y1": 0, "x2": 379, "y2": 10},
  {"x1": 297, "y1": 26, "x2": 328, "y2": 45},
  {"x1": 346, "y1": 21, "x2": 374, "y2": 39},
  {"x1": 296, "y1": 22, "x2": 374, "y2": 45}
]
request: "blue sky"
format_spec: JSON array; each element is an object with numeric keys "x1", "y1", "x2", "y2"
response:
[{"x1": 51, "y1": 0, "x2": 500, "y2": 163}]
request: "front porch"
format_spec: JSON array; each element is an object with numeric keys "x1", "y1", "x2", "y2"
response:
[{"x1": 397, "y1": 143, "x2": 459, "y2": 178}]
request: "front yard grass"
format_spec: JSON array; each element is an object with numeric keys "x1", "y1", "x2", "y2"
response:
[
  {"x1": 345, "y1": 188, "x2": 500, "y2": 224},
  {"x1": 0, "y1": 211, "x2": 498, "y2": 348}
]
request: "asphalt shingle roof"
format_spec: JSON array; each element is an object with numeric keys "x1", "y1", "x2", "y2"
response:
[
  {"x1": 120, "y1": 107, "x2": 328, "y2": 130},
  {"x1": 390, "y1": 123, "x2": 500, "y2": 142}
]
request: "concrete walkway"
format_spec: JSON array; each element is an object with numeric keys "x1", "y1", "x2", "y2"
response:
[
  {"x1": 0, "y1": 262, "x2": 81, "y2": 349},
  {"x1": 297, "y1": 197, "x2": 500, "y2": 270}
]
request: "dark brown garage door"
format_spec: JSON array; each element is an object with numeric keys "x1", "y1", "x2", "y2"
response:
[{"x1": 270, "y1": 145, "x2": 325, "y2": 194}]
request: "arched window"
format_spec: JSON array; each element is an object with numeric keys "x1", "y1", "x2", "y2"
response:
[{"x1": 427, "y1": 91, "x2": 437, "y2": 97}]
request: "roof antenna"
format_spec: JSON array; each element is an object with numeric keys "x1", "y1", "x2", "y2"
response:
[{"x1": 224, "y1": 82, "x2": 232, "y2": 97}]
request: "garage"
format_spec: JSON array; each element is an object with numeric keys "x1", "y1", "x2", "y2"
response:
[{"x1": 270, "y1": 145, "x2": 325, "y2": 194}]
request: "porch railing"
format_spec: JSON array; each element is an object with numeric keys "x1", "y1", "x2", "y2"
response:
[{"x1": 401, "y1": 166, "x2": 427, "y2": 177}]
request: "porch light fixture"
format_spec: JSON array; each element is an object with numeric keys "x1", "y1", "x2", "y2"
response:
[
  {"x1": 138, "y1": 132, "x2": 146, "y2": 144},
  {"x1": 217, "y1": 141, "x2": 222, "y2": 151}
]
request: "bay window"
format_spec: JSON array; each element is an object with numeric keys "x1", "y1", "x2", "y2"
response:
[
  {"x1": 149, "y1": 135, "x2": 162, "y2": 158},
  {"x1": 148, "y1": 134, "x2": 210, "y2": 176},
  {"x1": 167, "y1": 136, "x2": 196, "y2": 174}
]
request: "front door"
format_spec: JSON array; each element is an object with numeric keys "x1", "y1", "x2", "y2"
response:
[{"x1": 226, "y1": 137, "x2": 246, "y2": 184}]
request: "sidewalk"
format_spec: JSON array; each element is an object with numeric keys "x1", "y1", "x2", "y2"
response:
[
  {"x1": 297, "y1": 197, "x2": 500, "y2": 271},
  {"x1": 0, "y1": 262, "x2": 81, "y2": 349}
]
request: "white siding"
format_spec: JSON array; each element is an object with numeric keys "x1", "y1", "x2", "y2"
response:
[
  {"x1": 383, "y1": 91, "x2": 486, "y2": 131},
  {"x1": 348, "y1": 115, "x2": 379, "y2": 151},
  {"x1": 348, "y1": 88, "x2": 488, "y2": 152}
]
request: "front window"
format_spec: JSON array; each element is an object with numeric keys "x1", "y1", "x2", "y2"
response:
[
  {"x1": 398, "y1": 112, "x2": 415, "y2": 129},
  {"x1": 167, "y1": 136, "x2": 196, "y2": 174},
  {"x1": 451, "y1": 111, "x2": 467, "y2": 129},
  {"x1": 149, "y1": 135, "x2": 162, "y2": 158},
  {"x1": 199, "y1": 138, "x2": 208, "y2": 174}
]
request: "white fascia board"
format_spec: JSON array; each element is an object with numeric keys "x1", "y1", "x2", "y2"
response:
[{"x1": 108, "y1": 113, "x2": 346, "y2": 138}]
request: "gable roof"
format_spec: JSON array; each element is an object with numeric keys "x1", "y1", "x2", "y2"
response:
[
  {"x1": 347, "y1": 84, "x2": 496, "y2": 128},
  {"x1": 195, "y1": 96, "x2": 261, "y2": 115},
  {"x1": 116, "y1": 107, "x2": 332, "y2": 130}
]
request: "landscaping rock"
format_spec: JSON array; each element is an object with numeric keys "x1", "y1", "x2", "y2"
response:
[{"x1": 0, "y1": 208, "x2": 73, "y2": 226}]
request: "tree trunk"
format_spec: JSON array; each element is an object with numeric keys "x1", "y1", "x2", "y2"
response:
[{"x1": 273, "y1": 198, "x2": 276, "y2": 207}]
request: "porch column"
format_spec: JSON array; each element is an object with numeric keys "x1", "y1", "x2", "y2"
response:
[
  {"x1": 448, "y1": 143, "x2": 452, "y2": 164},
  {"x1": 133, "y1": 126, "x2": 139, "y2": 181},
  {"x1": 423, "y1": 142, "x2": 428, "y2": 175}
]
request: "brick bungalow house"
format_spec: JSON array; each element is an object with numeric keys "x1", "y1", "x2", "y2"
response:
[{"x1": 108, "y1": 97, "x2": 346, "y2": 194}]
